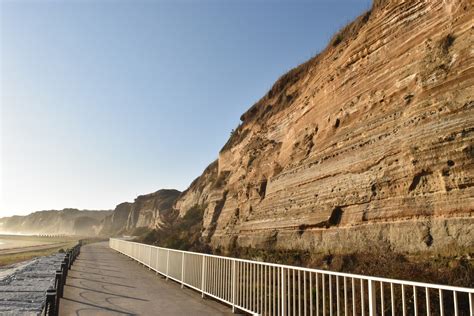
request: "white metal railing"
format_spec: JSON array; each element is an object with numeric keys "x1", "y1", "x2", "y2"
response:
[{"x1": 109, "y1": 238, "x2": 474, "y2": 316}]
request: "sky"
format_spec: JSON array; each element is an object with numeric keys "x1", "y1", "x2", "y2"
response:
[{"x1": 0, "y1": 0, "x2": 371, "y2": 216}]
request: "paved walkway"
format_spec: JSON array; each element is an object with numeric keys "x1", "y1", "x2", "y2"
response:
[{"x1": 59, "y1": 242, "x2": 233, "y2": 316}]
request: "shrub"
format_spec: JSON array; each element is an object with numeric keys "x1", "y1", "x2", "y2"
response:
[
  {"x1": 441, "y1": 34, "x2": 455, "y2": 53},
  {"x1": 332, "y1": 33, "x2": 343, "y2": 47},
  {"x1": 136, "y1": 204, "x2": 209, "y2": 252}
]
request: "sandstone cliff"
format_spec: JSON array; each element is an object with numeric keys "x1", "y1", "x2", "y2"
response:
[
  {"x1": 0, "y1": 209, "x2": 112, "y2": 236},
  {"x1": 172, "y1": 0, "x2": 474, "y2": 256},
  {"x1": 99, "y1": 202, "x2": 133, "y2": 236},
  {"x1": 100, "y1": 189, "x2": 181, "y2": 236}
]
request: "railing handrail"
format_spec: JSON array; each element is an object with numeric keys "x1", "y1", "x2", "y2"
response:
[{"x1": 111, "y1": 238, "x2": 473, "y2": 293}]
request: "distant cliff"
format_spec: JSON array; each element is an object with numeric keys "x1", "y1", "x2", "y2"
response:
[
  {"x1": 0, "y1": 189, "x2": 182, "y2": 237},
  {"x1": 0, "y1": 209, "x2": 112, "y2": 236},
  {"x1": 99, "y1": 189, "x2": 181, "y2": 236}
]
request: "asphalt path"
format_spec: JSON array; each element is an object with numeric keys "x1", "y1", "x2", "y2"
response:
[{"x1": 59, "y1": 242, "x2": 234, "y2": 316}]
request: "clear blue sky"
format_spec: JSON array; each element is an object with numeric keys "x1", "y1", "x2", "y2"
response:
[{"x1": 1, "y1": 0, "x2": 371, "y2": 216}]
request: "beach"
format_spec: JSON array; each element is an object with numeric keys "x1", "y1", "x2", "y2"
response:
[{"x1": 0, "y1": 234, "x2": 77, "y2": 267}]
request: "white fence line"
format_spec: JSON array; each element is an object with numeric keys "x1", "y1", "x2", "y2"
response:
[{"x1": 109, "y1": 238, "x2": 474, "y2": 316}]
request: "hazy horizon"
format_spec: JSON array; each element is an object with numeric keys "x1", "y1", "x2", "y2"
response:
[{"x1": 1, "y1": 0, "x2": 371, "y2": 216}]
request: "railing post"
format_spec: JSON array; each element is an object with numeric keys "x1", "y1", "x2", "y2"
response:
[
  {"x1": 369, "y1": 280, "x2": 376, "y2": 316},
  {"x1": 232, "y1": 260, "x2": 236, "y2": 313},
  {"x1": 181, "y1": 252, "x2": 185, "y2": 288},
  {"x1": 156, "y1": 248, "x2": 159, "y2": 275},
  {"x1": 65, "y1": 253, "x2": 71, "y2": 270},
  {"x1": 201, "y1": 256, "x2": 206, "y2": 298},
  {"x1": 149, "y1": 246, "x2": 152, "y2": 270},
  {"x1": 45, "y1": 287, "x2": 57, "y2": 316},
  {"x1": 281, "y1": 268, "x2": 286, "y2": 316},
  {"x1": 166, "y1": 249, "x2": 170, "y2": 280},
  {"x1": 54, "y1": 285, "x2": 60, "y2": 315},
  {"x1": 55, "y1": 270, "x2": 62, "y2": 298},
  {"x1": 60, "y1": 262, "x2": 67, "y2": 292}
]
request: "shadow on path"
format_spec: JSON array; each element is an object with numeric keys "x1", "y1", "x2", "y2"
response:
[
  {"x1": 67, "y1": 275, "x2": 137, "y2": 288},
  {"x1": 62, "y1": 297, "x2": 135, "y2": 315},
  {"x1": 65, "y1": 284, "x2": 148, "y2": 302},
  {"x1": 60, "y1": 241, "x2": 234, "y2": 316}
]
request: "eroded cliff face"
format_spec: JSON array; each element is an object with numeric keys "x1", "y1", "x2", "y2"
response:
[
  {"x1": 174, "y1": 0, "x2": 474, "y2": 256},
  {"x1": 100, "y1": 189, "x2": 181, "y2": 236},
  {"x1": 126, "y1": 189, "x2": 181, "y2": 230},
  {"x1": 99, "y1": 202, "x2": 133, "y2": 236}
]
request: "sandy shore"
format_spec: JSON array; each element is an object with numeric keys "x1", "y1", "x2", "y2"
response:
[{"x1": 0, "y1": 235, "x2": 77, "y2": 267}]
